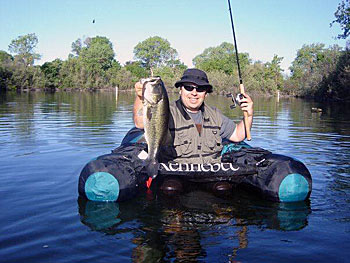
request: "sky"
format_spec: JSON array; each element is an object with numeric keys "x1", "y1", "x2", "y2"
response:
[{"x1": 0, "y1": 0, "x2": 347, "y2": 73}]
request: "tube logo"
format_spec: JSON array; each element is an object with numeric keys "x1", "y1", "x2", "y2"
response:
[{"x1": 160, "y1": 162, "x2": 240, "y2": 173}]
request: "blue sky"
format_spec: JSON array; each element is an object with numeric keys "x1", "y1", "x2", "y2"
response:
[{"x1": 0, "y1": 0, "x2": 347, "y2": 73}]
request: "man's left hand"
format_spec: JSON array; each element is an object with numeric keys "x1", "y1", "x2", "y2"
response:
[{"x1": 239, "y1": 93, "x2": 253, "y2": 117}]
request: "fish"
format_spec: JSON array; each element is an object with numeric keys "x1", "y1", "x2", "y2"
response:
[{"x1": 141, "y1": 76, "x2": 170, "y2": 179}]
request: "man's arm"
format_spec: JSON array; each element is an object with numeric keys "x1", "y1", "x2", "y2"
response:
[
  {"x1": 133, "y1": 82, "x2": 144, "y2": 129},
  {"x1": 229, "y1": 92, "x2": 253, "y2": 142}
]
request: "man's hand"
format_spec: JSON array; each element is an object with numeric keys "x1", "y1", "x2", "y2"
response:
[
  {"x1": 135, "y1": 81, "x2": 143, "y2": 99},
  {"x1": 133, "y1": 81, "x2": 145, "y2": 129},
  {"x1": 229, "y1": 92, "x2": 253, "y2": 142},
  {"x1": 239, "y1": 93, "x2": 253, "y2": 117}
]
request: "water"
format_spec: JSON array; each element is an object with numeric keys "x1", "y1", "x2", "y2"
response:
[{"x1": 0, "y1": 91, "x2": 349, "y2": 262}]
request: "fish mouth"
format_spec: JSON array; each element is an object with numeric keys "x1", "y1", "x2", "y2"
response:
[
  {"x1": 141, "y1": 76, "x2": 161, "y2": 86},
  {"x1": 142, "y1": 76, "x2": 165, "y2": 104}
]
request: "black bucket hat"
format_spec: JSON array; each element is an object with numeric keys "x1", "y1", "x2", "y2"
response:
[{"x1": 175, "y1": 68, "x2": 213, "y2": 93}]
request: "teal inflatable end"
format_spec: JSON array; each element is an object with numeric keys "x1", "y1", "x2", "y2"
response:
[
  {"x1": 85, "y1": 172, "x2": 120, "y2": 202},
  {"x1": 278, "y1": 173, "x2": 309, "y2": 202}
]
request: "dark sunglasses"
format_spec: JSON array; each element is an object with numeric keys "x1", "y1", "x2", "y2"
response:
[{"x1": 183, "y1": 85, "x2": 207, "y2": 93}]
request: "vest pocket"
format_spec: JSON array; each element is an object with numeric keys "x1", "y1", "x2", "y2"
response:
[
  {"x1": 174, "y1": 135, "x2": 192, "y2": 157},
  {"x1": 203, "y1": 133, "x2": 222, "y2": 154}
]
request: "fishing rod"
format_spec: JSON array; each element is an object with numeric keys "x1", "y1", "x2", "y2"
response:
[{"x1": 227, "y1": 0, "x2": 251, "y2": 140}]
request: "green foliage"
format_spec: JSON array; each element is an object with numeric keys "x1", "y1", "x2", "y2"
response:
[
  {"x1": 153, "y1": 65, "x2": 187, "y2": 89},
  {"x1": 0, "y1": 64, "x2": 12, "y2": 89},
  {"x1": 105, "y1": 61, "x2": 123, "y2": 88},
  {"x1": 41, "y1": 59, "x2": 63, "y2": 90},
  {"x1": 71, "y1": 38, "x2": 83, "y2": 57},
  {"x1": 113, "y1": 67, "x2": 138, "y2": 90},
  {"x1": 287, "y1": 44, "x2": 342, "y2": 97},
  {"x1": 317, "y1": 48, "x2": 350, "y2": 100},
  {"x1": 191, "y1": 42, "x2": 283, "y2": 95},
  {"x1": 264, "y1": 55, "x2": 284, "y2": 90},
  {"x1": 244, "y1": 62, "x2": 274, "y2": 95},
  {"x1": 331, "y1": 0, "x2": 350, "y2": 39},
  {"x1": 193, "y1": 42, "x2": 250, "y2": 75},
  {"x1": 0, "y1": 51, "x2": 13, "y2": 89},
  {"x1": 79, "y1": 36, "x2": 115, "y2": 71},
  {"x1": 0, "y1": 50, "x2": 13, "y2": 63},
  {"x1": 6, "y1": 63, "x2": 44, "y2": 91},
  {"x1": 1, "y1": 31, "x2": 347, "y2": 102},
  {"x1": 206, "y1": 70, "x2": 236, "y2": 94},
  {"x1": 1, "y1": 39, "x2": 44, "y2": 91},
  {"x1": 8, "y1": 33, "x2": 41, "y2": 66},
  {"x1": 57, "y1": 36, "x2": 120, "y2": 90},
  {"x1": 59, "y1": 57, "x2": 82, "y2": 90},
  {"x1": 290, "y1": 44, "x2": 326, "y2": 75},
  {"x1": 134, "y1": 36, "x2": 179, "y2": 71},
  {"x1": 124, "y1": 61, "x2": 148, "y2": 79}
]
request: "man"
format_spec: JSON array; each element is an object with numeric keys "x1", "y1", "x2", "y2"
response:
[
  {"x1": 133, "y1": 68, "x2": 253, "y2": 192},
  {"x1": 133, "y1": 68, "x2": 253, "y2": 163}
]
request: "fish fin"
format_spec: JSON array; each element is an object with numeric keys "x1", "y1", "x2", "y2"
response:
[{"x1": 146, "y1": 177, "x2": 153, "y2": 188}]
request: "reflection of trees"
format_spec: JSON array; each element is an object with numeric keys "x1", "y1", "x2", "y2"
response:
[
  {"x1": 53, "y1": 91, "x2": 117, "y2": 127},
  {"x1": 207, "y1": 94, "x2": 283, "y2": 121},
  {"x1": 3, "y1": 91, "x2": 349, "y2": 147},
  {"x1": 0, "y1": 92, "x2": 36, "y2": 141},
  {"x1": 78, "y1": 189, "x2": 310, "y2": 262},
  {"x1": 287, "y1": 96, "x2": 350, "y2": 137},
  {"x1": 0, "y1": 89, "x2": 10, "y2": 105},
  {"x1": 206, "y1": 95, "x2": 350, "y2": 150},
  {"x1": 0, "y1": 91, "x2": 137, "y2": 148}
]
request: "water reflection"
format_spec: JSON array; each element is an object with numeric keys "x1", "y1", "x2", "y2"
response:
[
  {"x1": 2, "y1": 91, "x2": 349, "y2": 262},
  {"x1": 78, "y1": 190, "x2": 311, "y2": 262},
  {"x1": 78, "y1": 199, "x2": 121, "y2": 233},
  {"x1": 0, "y1": 91, "x2": 136, "y2": 149}
]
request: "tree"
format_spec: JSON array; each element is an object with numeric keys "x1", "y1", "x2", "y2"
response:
[
  {"x1": 288, "y1": 43, "x2": 343, "y2": 98},
  {"x1": 41, "y1": 59, "x2": 63, "y2": 89},
  {"x1": 79, "y1": 36, "x2": 116, "y2": 71},
  {"x1": 289, "y1": 43, "x2": 326, "y2": 78},
  {"x1": 331, "y1": 0, "x2": 350, "y2": 39},
  {"x1": 265, "y1": 54, "x2": 284, "y2": 89},
  {"x1": 59, "y1": 57, "x2": 81, "y2": 90},
  {"x1": 8, "y1": 33, "x2": 41, "y2": 66},
  {"x1": 0, "y1": 50, "x2": 13, "y2": 63},
  {"x1": 71, "y1": 38, "x2": 83, "y2": 56},
  {"x1": 192, "y1": 42, "x2": 250, "y2": 75},
  {"x1": 133, "y1": 36, "x2": 179, "y2": 72},
  {"x1": 0, "y1": 51, "x2": 13, "y2": 89},
  {"x1": 124, "y1": 61, "x2": 148, "y2": 79},
  {"x1": 66, "y1": 36, "x2": 118, "y2": 89},
  {"x1": 317, "y1": 47, "x2": 350, "y2": 101}
]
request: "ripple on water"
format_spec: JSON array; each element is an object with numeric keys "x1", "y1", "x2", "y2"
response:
[{"x1": 1, "y1": 94, "x2": 350, "y2": 262}]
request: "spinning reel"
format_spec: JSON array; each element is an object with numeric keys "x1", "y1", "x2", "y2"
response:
[{"x1": 226, "y1": 93, "x2": 245, "y2": 109}]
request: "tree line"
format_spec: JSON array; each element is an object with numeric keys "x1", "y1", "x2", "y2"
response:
[{"x1": 0, "y1": 0, "x2": 349, "y2": 101}]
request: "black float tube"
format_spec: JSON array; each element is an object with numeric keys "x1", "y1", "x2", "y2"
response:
[{"x1": 227, "y1": 0, "x2": 251, "y2": 140}]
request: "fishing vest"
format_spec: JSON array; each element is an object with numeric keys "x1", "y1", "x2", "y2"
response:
[{"x1": 161, "y1": 99, "x2": 224, "y2": 164}]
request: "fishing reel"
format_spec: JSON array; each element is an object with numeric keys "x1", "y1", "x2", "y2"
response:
[{"x1": 226, "y1": 93, "x2": 245, "y2": 109}]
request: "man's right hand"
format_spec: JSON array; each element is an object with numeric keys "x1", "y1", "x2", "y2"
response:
[
  {"x1": 135, "y1": 81, "x2": 143, "y2": 99},
  {"x1": 133, "y1": 81, "x2": 145, "y2": 129}
]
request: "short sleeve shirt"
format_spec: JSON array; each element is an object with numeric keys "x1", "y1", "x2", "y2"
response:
[{"x1": 187, "y1": 110, "x2": 236, "y2": 140}]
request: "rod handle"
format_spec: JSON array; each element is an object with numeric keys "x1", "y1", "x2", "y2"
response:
[{"x1": 239, "y1": 84, "x2": 251, "y2": 141}]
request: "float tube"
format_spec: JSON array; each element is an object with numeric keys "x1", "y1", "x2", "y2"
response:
[{"x1": 79, "y1": 128, "x2": 312, "y2": 203}]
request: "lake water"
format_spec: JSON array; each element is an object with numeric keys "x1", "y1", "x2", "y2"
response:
[{"x1": 0, "y1": 91, "x2": 349, "y2": 262}]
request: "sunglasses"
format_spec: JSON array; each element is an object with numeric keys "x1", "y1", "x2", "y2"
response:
[{"x1": 182, "y1": 85, "x2": 207, "y2": 93}]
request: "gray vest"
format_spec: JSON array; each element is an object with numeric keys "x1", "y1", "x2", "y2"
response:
[{"x1": 162, "y1": 99, "x2": 223, "y2": 164}]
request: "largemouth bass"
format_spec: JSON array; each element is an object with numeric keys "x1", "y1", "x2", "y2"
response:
[{"x1": 142, "y1": 76, "x2": 170, "y2": 179}]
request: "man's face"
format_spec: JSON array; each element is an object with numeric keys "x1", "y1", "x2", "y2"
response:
[{"x1": 179, "y1": 82, "x2": 207, "y2": 112}]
